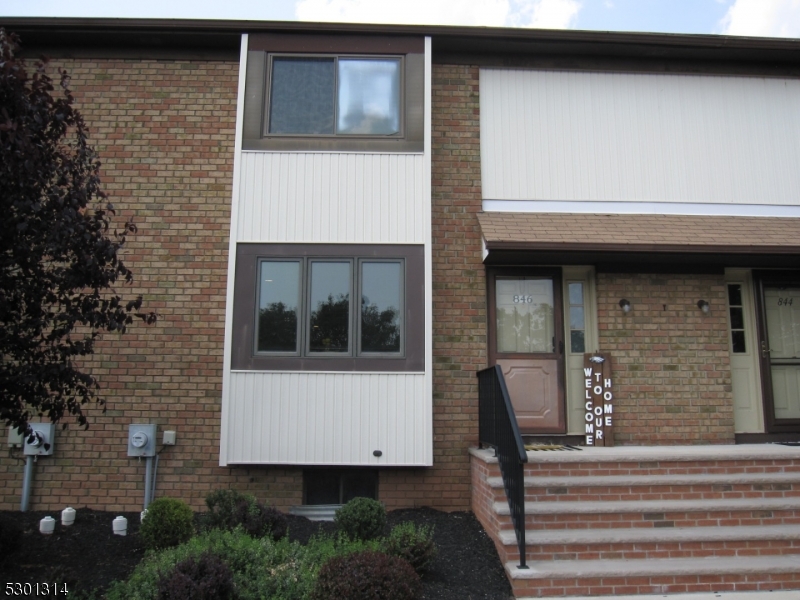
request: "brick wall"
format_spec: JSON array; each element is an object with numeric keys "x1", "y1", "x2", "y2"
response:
[
  {"x1": 597, "y1": 273, "x2": 735, "y2": 445},
  {"x1": 0, "y1": 56, "x2": 304, "y2": 512},
  {"x1": 380, "y1": 64, "x2": 486, "y2": 511}
]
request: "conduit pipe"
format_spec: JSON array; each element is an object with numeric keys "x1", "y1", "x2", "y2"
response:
[{"x1": 20, "y1": 456, "x2": 35, "y2": 512}]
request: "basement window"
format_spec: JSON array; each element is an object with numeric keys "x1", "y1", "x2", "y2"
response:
[{"x1": 304, "y1": 469, "x2": 378, "y2": 505}]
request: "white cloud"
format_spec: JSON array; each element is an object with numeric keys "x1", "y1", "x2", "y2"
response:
[
  {"x1": 518, "y1": 0, "x2": 581, "y2": 28},
  {"x1": 720, "y1": 0, "x2": 800, "y2": 37},
  {"x1": 294, "y1": 0, "x2": 582, "y2": 29},
  {"x1": 294, "y1": 0, "x2": 510, "y2": 27}
]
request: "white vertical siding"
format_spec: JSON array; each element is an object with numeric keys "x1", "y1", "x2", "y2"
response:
[
  {"x1": 237, "y1": 153, "x2": 426, "y2": 243},
  {"x1": 226, "y1": 372, "x2": 429, "y2": 465},
  {"x1": 481, "y1": 68, "x2": 800, "y2": 205}
]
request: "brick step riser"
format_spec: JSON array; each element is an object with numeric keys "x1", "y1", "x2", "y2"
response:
[
  {"x1": 502, "y1": 539, "x2": 800, "y2": 563},
  {"x1": 493, "y1": 510, "x2": 800, "y2": 531},
  {"x1": 515, "y1": 460, "x2": 800, "y2": 479},
  {"x1": 510, "y1": 571, "x2": 800, "y2": 597},
  {"x1": 487, "y1": 483, "x2": 800, "y2": 503}
]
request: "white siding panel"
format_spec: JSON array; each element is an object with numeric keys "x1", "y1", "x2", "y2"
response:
[
  {"x1": 226, "y1": 372, "x2": 430, "y2": 466},
  {"x1": 237, "y1": 153, "x2": 426, "y2": 243},
  {"x1": 481, "y1": 68, "x2": 800, "y2": 205}
]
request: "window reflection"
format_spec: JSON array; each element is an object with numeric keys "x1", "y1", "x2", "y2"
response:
[
  {"x1": 496, "y1": 278, "x2": 554, "y2": 353},
  {"x1": 338, "y1": 59, "x2": 400, "y2": 135},
  {"x1": 257, "y1": 261, "x2": 301, "y2": 353},
  {"x1": 309, "y1": 261, "x2": 351, "y2": 353},
  {"x1": 361, "y1": 261, "x2": 402, "y2": 353}
]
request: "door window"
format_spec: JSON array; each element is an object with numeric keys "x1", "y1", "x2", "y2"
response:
[
  {"x1": 764, "y1": 286, "x2": 800, "y2": 420},
  {"x1": 495, "y1": 277, "x2": 554, "y2": 354}
]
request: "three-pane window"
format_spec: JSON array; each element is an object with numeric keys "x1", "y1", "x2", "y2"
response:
[
  {"x1": 268, "y1": 56, "x2": 402, "y2": 137},
  {"x1": 257, "y1": 257, "x2": 404, "y2": 357}
]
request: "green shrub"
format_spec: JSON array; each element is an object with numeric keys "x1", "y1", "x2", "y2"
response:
[
  {"x1": 201, "y1": 489, "x2": 287, "y2": 541},
  {"x1": 107, "y1": 529, "x2": 316, "y2": 600},
  {"x1": 384, "y1": 521, "x2": 437, "y2": 574},
  {"x1": 0, "y1": 514, "x2": 22, "y2": 559},
  {"x1": 334, "y1": 497, "x2": 386, "y2": 541},
  {"x1": 311, "y1": 550, "x2": 420, "y2": 600},
  {"x1": 140, "y1": 497, "x2": 195, "y2": 551},
  {"x1": 156, "y1": 551, "x2": 236, "y2": 600}
]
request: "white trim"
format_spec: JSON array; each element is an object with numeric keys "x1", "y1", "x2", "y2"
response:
[
  {"x1": 219, "y1": 34, "x2": 249, "y2": 467},
  {"x1": 423, "y1": 36, "x2": 433, "y2": 467},
  {"x1": 241, "y1": 149, "x2": 425, "y2": 156},
  {"x1": 234, "y1": 239, "x2": 422, "y2": 245},
  {"x1": 482, "y1": 200, "x2": 800, "y2": 218},
  {"x1": 230, "y1": 370, "x2": 423, "y2": 376}
]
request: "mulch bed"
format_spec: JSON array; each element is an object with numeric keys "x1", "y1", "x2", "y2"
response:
[{"x1": 0, "y1": 507, "x2": 513, "y2": 599}]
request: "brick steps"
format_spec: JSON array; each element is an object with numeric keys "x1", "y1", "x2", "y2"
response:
[
  {"x1": 470, "y1": 445, "x2": 800, "y2": 598},
  {"x1": 507, "y1": 555, "x2": 800, "y2": 597},
  {"x1": 493, "y1": 497, "x2": 800, "y2": 529}
]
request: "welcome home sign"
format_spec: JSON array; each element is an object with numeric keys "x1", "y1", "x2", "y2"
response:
[{"x1": 584, "y1": 353, "x2": 614, "y2": 446}]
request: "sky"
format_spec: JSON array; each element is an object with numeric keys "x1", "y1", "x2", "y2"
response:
[{"x1": 1, "y1": 0, "x2": 800, "y2": 38}]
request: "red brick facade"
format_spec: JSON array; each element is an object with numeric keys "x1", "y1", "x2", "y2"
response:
[
  {"x1": 0, "y1": 56, "x2": 746, "y2": 513},
  {"x1": 597, "y1": 273, "x2": 735, "y2": 445}
]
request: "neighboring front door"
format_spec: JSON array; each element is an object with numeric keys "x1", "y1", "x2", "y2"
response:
[
  {"x1": 488, "y1": 268, "x2": 566, "y2": 434},
  {"x1": 755, "y1": 272, "x2": 800, "y2": 433}
]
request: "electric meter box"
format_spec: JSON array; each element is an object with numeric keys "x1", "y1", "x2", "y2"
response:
[
  {"x1": 23, "y1": 423, "x2": 55, "y2": 456},
  {"x1": 128, "y1": 424, "x2": 157, "y2": 457}
]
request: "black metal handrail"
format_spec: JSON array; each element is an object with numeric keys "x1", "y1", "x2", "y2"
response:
[{"x1": 477, "y1": 365, "x2": 529, "y2": 569}]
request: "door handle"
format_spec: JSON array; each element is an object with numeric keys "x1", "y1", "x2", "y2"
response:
[{"x1": 761, "y1": 341, "x2": 771, "y2": 358}]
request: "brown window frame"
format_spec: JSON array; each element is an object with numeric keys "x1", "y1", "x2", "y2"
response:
[
  {"x1": 232, "y1": 243, "x2": 424, "y2": 372},
  {"x1": 243, "y1": 34, "x2": 424, "y2": 153}
]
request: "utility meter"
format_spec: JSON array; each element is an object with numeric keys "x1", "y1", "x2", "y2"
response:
[
  {"x1": 23, "y1": 423, "x2": 55, "y2": 456},
  {"x1": 128, "y1": 424, "x2": 157, "y2": 457}
]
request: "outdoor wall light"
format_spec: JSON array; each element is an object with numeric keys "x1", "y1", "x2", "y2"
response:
[
  {"x1": 697, "y1": 300, "x2": 710, "y2": 313},
  {"x1": 619, "y1": 299, "x2": 631, "y2": 313}
]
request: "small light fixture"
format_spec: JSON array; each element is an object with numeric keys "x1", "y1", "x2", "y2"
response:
[
  {"x1": 619, "y1": 299, "x2": 631, "y2": 313},
  {"x1": 697, "y1": 300, "x2": 710, "y2": 313}
]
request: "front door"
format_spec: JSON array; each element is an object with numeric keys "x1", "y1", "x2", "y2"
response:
[
  {"x1": 755, "y1": 272, "x2": 800, "y2": 433},
  {"x1": 488, "y1": 268, "x2": 566, "y2": 434}
]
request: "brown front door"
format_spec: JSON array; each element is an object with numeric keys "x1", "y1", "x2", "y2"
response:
[
  {"x1": 755, "y1": 271, "x2": 800, "y2": 434},
  {"x1": 488, "y1": 268, "x2": 566, "y2": 434}
]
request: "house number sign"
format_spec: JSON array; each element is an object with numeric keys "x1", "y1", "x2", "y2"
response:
[{"x1": 583, "y1": 353, "x2": 614, "y2": 447}]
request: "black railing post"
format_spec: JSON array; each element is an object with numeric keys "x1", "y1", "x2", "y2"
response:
[{"x1": 477, "y1": 365, "x2": 529, "y2": 569}]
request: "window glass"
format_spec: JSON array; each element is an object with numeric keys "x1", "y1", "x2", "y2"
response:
[
  {"x1": 727, "y1": 283, "x2": 746, "y2": 354},
  {"x1": 269, "y1": 58, "x2": 335, "y2": 134},
  {"x1": 337, "y1": 59, "x2": 400, "y2": 135},
  {"x1": 309, "y1": 261, "x2": 351, "y2": 353},
  {"x1": 496, "y1": 277, "x2": 554, "y2": 353},
  {"x1": 257, "y1": 261, "x2": 301, "y2": 353},
  {"x1": 568, "y1": 282, "x2": 586, "y2": 353},
  {"x1": 360, "y1": 261, "x2": 402, "y2": 353}
]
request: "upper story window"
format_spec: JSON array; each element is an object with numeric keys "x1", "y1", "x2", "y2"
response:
[
  {"x1": 243, "y1": 34, "x2": 424, "y2": 152},
  {"x1": 268, "y1": 56, "x2": 401, "y2": 136}
]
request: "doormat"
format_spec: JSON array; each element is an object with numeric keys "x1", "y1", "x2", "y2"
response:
[
  {"x1": 774, "y1": 442, "x2": 800, "y2": 446},
  {"x1": 524, "y1": 444, "x2": 583, "y2": 451}
]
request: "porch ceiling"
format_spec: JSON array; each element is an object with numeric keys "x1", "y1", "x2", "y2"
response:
[{"x1": 478, "y1": 212, "x2": 800, "y2": 270}]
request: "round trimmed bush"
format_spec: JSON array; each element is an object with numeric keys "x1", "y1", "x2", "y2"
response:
[
  {"x1": 334, "y1": 497, "x2": 386, "y2": 541},
  {"x1": 140, "y1": 497, "x2": 195, "y2": 551},
  {"x1": 156, "y1": 551, "x2": 236, "y2": 600},
  {"x1": 202, "y1": 489, "x2": 287, "y2": 541},
  {"x1": 312, "y1": 550, "x2": 420, "y2": 600},
  {"x1": 384, "y1": 521, "x2": 437, "y2": 574}
]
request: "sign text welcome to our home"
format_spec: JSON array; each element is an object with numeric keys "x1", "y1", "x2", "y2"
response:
[{"x1": 583, "y1": 353, "x2": 614, "y2": 447}]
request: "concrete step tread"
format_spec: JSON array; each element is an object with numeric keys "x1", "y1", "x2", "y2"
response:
[
  {"x1": 498, "y1": 523, "x2": 800, "y2": 546},
  {"x1": 517, "y1": 592, "x2": 800, "y2": 600},
  {"x1": 486, "y1": 471, "x2": 800, "y2": 490},
  {"x1": 494, "y1": 496, "x2": 800, "y2": 516},
  {"x1": 471, "y1": 444, "x2": 800, "y2": 465},
  {"x1": 505, "y1": 553, "x2": 800, "y2": 580}
]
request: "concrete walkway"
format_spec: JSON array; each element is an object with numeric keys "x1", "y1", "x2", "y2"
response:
[{"x1": 519, "y1": 591, "x2": 800, "y2": 600}]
